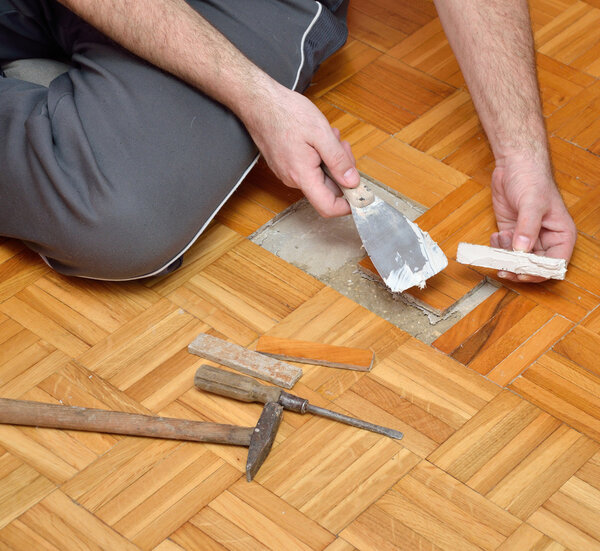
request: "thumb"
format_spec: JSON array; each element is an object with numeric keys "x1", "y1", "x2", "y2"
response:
[
  {"x1": 318, "y1": 132, "x2": 360, "y2": 190},
  {"x1": 512, "y1": 207, "x2": 543, "y2": 252}
]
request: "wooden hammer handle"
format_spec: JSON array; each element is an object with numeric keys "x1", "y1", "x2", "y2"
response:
[{"x1": 0, "y1": 398, "x2": 252, "y2": 446}]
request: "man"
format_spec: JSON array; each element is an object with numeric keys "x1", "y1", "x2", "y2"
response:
[{"x1": 0, "y1": 0, "x2": 576, "y2": 282}]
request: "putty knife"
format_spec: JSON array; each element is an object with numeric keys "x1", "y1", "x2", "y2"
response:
[{"x1": 324, "y1": 166, "x2": 447, "y2": 292}]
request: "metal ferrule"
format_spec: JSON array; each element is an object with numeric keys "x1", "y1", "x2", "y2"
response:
[{"x1": 279, "y1": 392, "x2": 309, "y2": 413}]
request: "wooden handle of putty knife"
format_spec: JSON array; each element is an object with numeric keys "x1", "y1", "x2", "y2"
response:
[
  {"x1": 321, "y1": 164, "x2": 374, "y2": 208},
  {"x1": 0, "y1": 398, "x2": 253, "y2": 445}
]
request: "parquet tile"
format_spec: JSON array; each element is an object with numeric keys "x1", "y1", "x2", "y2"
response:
[
  {"x1": 342, "y1": 460, "x2": 521, "y2": 551},
  {"x1": 325, "y1": 55, "x2": 455, "y2": 134},
  {"x1": 1, "y1": 3, "x2": 600, "y2": 550},
  {"x1": 528, "y1": 450, "x2": 600, "y2": 549},
  {"x1": 429, "y1": 391, "x2": 600, "y2": 520},
  {"x1": 357, "y1": 137, "x2": 467, "y2": 208},
  {"x1": 496, "y1": 523, "x2": 568, "y2": 551},
  {"x1": 305, "y1": 39, "x2": 382, "y2": 99},
  {"x1": 347, "y1": 6, "x2": 407, "y2": 52},
  {"x1": 387, "y1": 17, "x2": 465, "y2": 88}
]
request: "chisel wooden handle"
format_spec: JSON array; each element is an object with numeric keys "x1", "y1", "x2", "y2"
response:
[
  {"x1": 321, "y1": 164, "x2": 374, "y2": 208},
  {"x1": 195, "y1": 364, "x2": 282, "y2": 404},
  {"x1": 0, "y1": 398, "x2": 253, "y2": 446}
]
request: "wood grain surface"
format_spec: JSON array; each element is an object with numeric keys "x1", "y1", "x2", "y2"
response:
[{"x1": 1, "y1": 1, "x2": 600, "y2": 549}]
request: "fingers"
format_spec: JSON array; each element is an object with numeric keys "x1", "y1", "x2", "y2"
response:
[
  {"x1": 491, "y1": 230, "x2": 513, "y2": 250},
  {"x1": 302, "y1": 167, "x2": 351, "y2": 217},
  {"x1": 491, "y1": 229, "x2": 547, "y2": 282}
]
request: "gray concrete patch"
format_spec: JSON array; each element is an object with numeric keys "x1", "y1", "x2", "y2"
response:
[{"x1": 251, "y1": 177, "x2": 498, "y2": 344}]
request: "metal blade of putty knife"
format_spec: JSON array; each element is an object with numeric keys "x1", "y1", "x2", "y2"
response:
[
  {"x1": 322, "y1": 164, "x2": 447, "y2": 293},
  {"x1": 351, "y1": 196, "x2": 447, "y2": 293}
]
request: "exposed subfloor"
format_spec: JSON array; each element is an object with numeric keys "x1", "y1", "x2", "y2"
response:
[{"x1": 252, "y1": 177, "x2": 498, "y2": 344}]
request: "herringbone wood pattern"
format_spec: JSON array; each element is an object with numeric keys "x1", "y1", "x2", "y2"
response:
[{"x1": 1, "y1": 1, "x2": 600, "y2": 549}]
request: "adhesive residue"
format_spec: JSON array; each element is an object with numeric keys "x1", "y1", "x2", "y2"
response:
[{"x1": 383, "y1": 219, "x2": 448, "y2": 293}]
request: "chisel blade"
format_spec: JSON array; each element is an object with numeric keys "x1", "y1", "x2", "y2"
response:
[{"x1": 306, "y1": 403, "x2": 403, "y2": 440}]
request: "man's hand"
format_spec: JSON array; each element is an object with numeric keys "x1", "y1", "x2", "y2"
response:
[
  {"x1": 241, "y1": 84, "x2": 360, "y2": 217},
  {"x1": 490, "y1": 156, "x2": 576, "y2": 282},
  {"x1": 434, "y1": 0, "x2": 577, "y2": 282}
]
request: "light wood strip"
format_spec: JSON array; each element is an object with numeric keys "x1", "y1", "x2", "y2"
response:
[
  {"x1": 190, "y1": 507, "x2": 268, "y2": 551},
  {"x1": 496, "y1": 523, "x2": 566, "y2": 551},
  {"x1": 487, "y1": 315, "x2": 574, "y2": 386},
  {"x1": 16, "y1": 490, "x2": 140, "y2": 551},
  {"x1": 347, "y1": 6, "x2": 407, "y2": 52},
  {"x1": 529, "y1": 507, "x2": 600, "y2": 551}
]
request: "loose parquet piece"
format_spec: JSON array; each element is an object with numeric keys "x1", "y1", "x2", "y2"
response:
[
  {"x1": 189, "y1": 333, "x2": 302, "y2": 389},
  {"x1": 263, "y1": 286, "x2": 409, "y2": 401},
  {"x1": 255, "y1": 335, "x2": 374, "y2": 371}
]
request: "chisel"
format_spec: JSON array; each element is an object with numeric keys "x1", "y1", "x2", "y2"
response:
[{"x1": 195, "y1": 364, "x2": 403, "y2": 440}]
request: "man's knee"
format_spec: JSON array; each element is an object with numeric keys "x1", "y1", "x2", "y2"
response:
[{"x1": 43, "y1": 191, "x2": 195, "y2": 280}]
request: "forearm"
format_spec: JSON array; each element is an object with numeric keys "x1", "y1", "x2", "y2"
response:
[
  {"x1": 434, "y1": 0, "x2": 549, "y2": 167},
  {"x1": 57, "y1": 0, "x2": 281, "y2": 125}
]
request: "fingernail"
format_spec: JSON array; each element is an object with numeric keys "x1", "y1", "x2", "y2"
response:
[
  {"x1": 514, "y1": 235, "x2": 530, "y2": 252},
  {"x1": 498, "y1": 271, "x2": 509, "y2": 279},
  {"x1": 344, "y1": 168, "x2": 359, "y2": 185}
]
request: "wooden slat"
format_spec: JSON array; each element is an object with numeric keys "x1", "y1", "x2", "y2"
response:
[{"x1": 255, "y1": 335, "x2": 374, "y2": 371}]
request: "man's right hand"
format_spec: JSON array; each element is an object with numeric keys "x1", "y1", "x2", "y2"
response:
[{"x1": 241, "y1": 83, "x2": 360, "y2": 218}]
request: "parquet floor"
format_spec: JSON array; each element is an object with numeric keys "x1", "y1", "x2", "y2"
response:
[{"x1": 1, "y1": 1, "x2": 600, "y2": 549}]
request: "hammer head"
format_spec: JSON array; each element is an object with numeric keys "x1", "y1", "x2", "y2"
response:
[{"x1": 246, "y1": 401, "x2": 283, "y2": 481}]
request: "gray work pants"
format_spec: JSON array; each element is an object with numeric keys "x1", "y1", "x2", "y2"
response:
[{"x1": 0, "y1": 0, "x2": 348, "y2": 279}]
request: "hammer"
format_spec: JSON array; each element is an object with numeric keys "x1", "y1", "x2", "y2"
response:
[{"x1": 0, "y1": 397, "x2": 282, "y2": 481}]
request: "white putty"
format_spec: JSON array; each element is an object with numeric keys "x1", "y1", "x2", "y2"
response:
[
  {"x1": 383, "y1": 219, "x2": 448, "y2": 293},
  {"x1": 457, "y1": 243, "x2": 567, "y2": 279}
]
